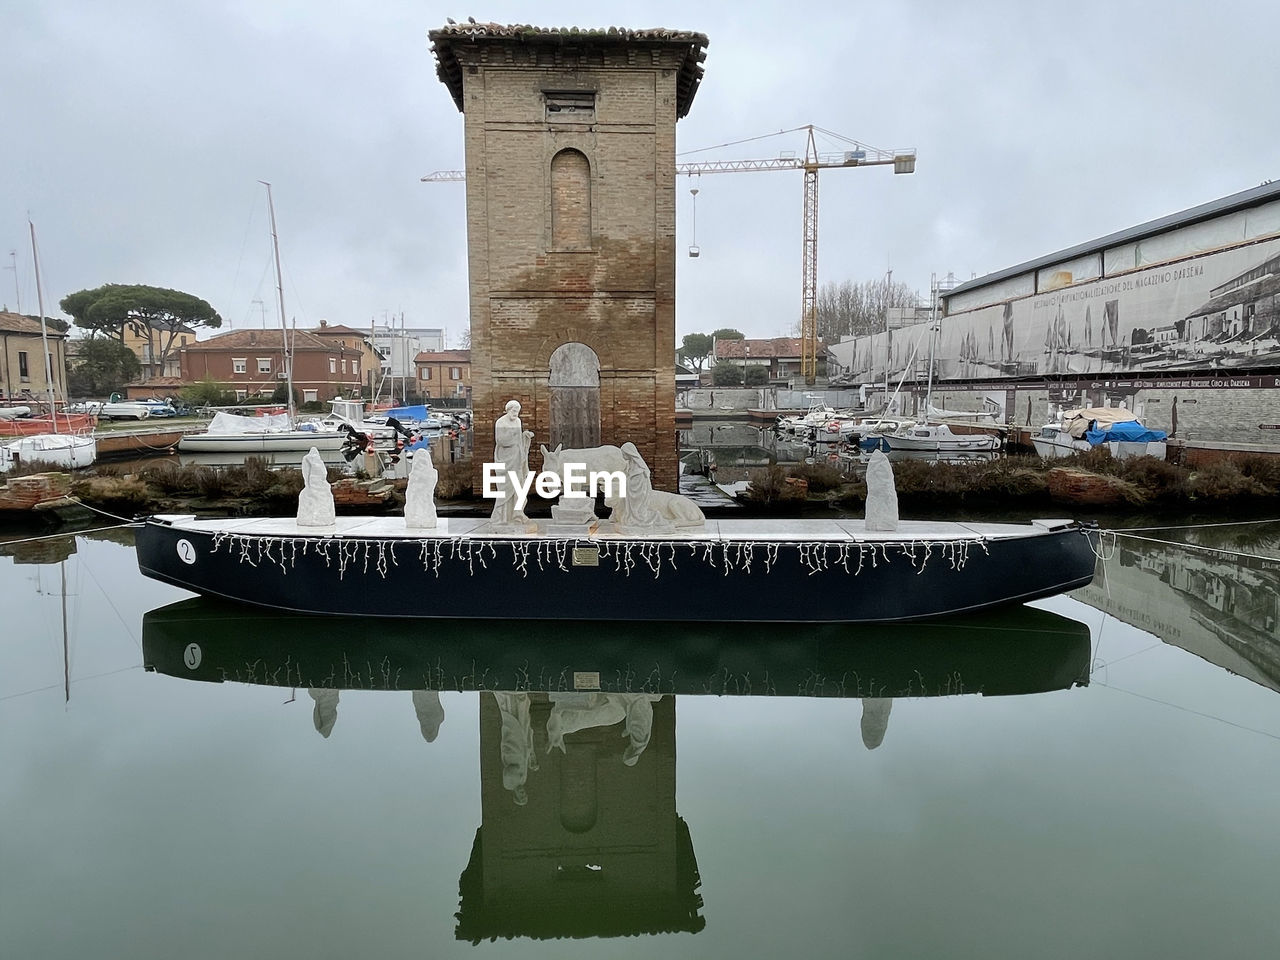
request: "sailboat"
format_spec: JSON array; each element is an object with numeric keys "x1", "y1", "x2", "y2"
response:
[
  {"x1": 178, "y1": 184, "x2": 389, "y2": 457},
  {"x1": 0, "y1": 222, "x2": 96, "y2": 473},
  {"x1": 882, "y1": 279, "x2": 1001, "y2": 455}
]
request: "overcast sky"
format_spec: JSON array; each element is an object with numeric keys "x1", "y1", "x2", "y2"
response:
[{"x1": 4, "y1": 1, "x2": 1277, "y2": 344}]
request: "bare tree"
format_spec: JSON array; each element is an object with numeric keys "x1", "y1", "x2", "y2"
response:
[{"x1": 815, "y1": 277, "x2": 920, "y2": 342}]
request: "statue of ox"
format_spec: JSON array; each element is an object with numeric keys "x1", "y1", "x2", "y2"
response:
[{"x1": 539, "y1": 443, "x2": 627, "y2": 515}]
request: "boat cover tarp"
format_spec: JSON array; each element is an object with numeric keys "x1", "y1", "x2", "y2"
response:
[
  {"x1": 1084, "y1": 420, "x2": 1168, "y2": 445},
  {"x1": 382, "y1": 405, "x2": 431, "y2": 423},
  {"x1": 1063, "y1": 407, "x2": 1139, "y2": 439},
  {"x1": 205, "y1": 411, "x2": 294, "y2": 434}
]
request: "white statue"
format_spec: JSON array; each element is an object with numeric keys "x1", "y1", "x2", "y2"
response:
[
  {"x1": 545, "y1": 692, "x2": 663, "y2": 766},
  {"x1": 493, "y1": 691, "x2": 538, "y2": 806},
  {"x1": 611, "y1": 443, "x2": 667, "y2": 529},
  {"x1": 864, "y1": 449, "x2": 898, "y2": 532},
  {"x1": 608, "y1": 442, "x2": 705, "y2": 530},
  {"x1": 540, "y1": 442, "x2": 627, "y2": 523},
  {"x1": 404, "y1": 446, "x2": 439, "y2": 529},
  {"x1": 491, "y1": 400, "x2": 534, "y2": 527},
  {"x1": 308, "y1": 688, "x2": 339, "y2": 738},
  {"x1": 297, "y1": 447, "x2": 336, "y2": 527},
  {"x1": 412, "y1": 690, "x2": 445, "y2": 743},
  {"x1": 861, "y1": 698, "x2": 893, "y2": 750}
]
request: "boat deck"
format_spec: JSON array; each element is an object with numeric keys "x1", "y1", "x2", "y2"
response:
[{"x1": 152, "y1": 514, "x2": 1076, "y2": 544}]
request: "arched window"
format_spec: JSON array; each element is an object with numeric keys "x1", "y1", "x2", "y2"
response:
[
  {"x1": 550, "y1": 149, "x2": 591, "y2": 250},
  {"x1": 549, "y1": 342, "x2": 600, "y2": 449}
]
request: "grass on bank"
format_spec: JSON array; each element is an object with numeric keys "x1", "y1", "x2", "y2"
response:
[
  {"x1": 61, "y1": 457, "x2": 476, "y2": 514},
  {"x1": 744, "y1": 451, "x2": 1280, "y2": 509}
]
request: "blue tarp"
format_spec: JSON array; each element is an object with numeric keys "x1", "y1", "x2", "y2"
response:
[
  {"x1": 1085, "y1": 420, "x2": 1168, "y2": 445},
  {"x1": 383, "y1": 405, "x2": 432, "y2": 423}
]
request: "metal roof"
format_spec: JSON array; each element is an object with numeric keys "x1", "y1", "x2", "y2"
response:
[{"x1": 944, "y1": 179, "x2": 1280, "y2": 300}]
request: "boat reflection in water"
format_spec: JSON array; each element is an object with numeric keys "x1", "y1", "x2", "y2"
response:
[{"x1": 142, "y1": 600, "x2": 1090, "y2": 942}]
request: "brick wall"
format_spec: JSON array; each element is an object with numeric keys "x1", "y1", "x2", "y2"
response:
[{"x1": 456, "y1": 43, "x2": 686, "y2": 493}]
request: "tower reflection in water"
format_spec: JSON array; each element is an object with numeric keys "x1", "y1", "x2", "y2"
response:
[{"x1": 142, "y1": 601, "x2": 1092, "y2": 941}]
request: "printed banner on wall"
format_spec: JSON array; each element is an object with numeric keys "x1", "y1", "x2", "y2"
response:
[{"x1": 850, "y1": 236, "x2": 1280, "y2": 384}]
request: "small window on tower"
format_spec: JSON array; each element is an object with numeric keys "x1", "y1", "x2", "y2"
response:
[{"x1": 545, "y1": 90, "x2": 595, "y2": 121}]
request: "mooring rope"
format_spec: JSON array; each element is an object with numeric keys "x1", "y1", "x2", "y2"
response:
[
  {"x1": 1089, "y1": 528, "x2": 1118, "y2": 562},
  {"x1": 1093, "y1": 681, "x2": 1280, "y2": 744},
  {"x1": 1109, "y1": 531, "x2": 1280, "y2": 565},
  {"x1": 0, "y1": 522, "x2": 139, "y2": 548},
  {"x1": 66, "y1": 499, "x2": 143, "y2": 525},
  {"x1": 1112, "y1": 517, "x2": 1280, "y2": 533}
]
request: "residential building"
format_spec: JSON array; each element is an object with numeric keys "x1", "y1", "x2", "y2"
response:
[
  {"x1": 122, "y1": 319, "x2": 197, "y2": 378},
  {"x1": 713, "y1": 337, "x2": 804, "y2": 381},
  {"x1": 0, "y1": 311, "x2": 68, "y2": 403},
  {"x1": 371, "y1": 324, "x2": 446, "y2": 391},
  {"x1": 180, "y1": 328, "x2": 362, "y2": 403},
  {"x1": 310, "y1": 321, "x2": 380, "y2": 397},
  {"x1": 413, "y1": 349, "x2": 471, "y2": 401}
]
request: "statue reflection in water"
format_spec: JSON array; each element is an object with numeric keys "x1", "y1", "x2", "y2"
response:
[
  {"x1": 305, "y1": 688, "x2": 445, "y2": 743},
  {"x1": 457, "y1": 691, "x2": 705, "y2": 941}
]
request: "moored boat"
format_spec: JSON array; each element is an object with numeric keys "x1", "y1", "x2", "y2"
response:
[
  {"x1": 135, "y1": 513, "x2": 1097, "y2": 622},
  {"x1": 1, "y1": 432, "x2": 97, "y2": 473},
  {"x1": 882, "y1": 422, "x2": 1002, "y2": 453},
  {"x1": 1033, "y1": 407, "x2": 1167, "y2": 460},
  {"x1": 176, "y1": 410, "x2": 349, "y2": 453}
]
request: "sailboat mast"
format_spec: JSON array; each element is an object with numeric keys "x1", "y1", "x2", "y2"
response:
[
  {"x1": 28, "y1": 220, "x2": 59, "y2": 433},
  {"x1": 260, "y1": 181, "x2": 294, "y2": 421},
  {"x1": 61, "y1": 560, "x2": 69, "y2": 703},
  {"x1": 883, "y1": 269, "x2": 891, "y2": 404},
  {"x1": 925, "y1": 273, "x2": 938, "y2": 421}
]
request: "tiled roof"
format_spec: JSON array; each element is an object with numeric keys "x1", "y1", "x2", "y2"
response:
[
  {"x1": 184, "y1": 328, "x2": 332, "y2": 351},
  {"x1": 714, "y1": 337, "x2": 804, "y2": 359},
  {"x1": 311, "y1": 324, "x2": 369, "y2": 336},
  {"x1": 414, "y1": 349, "x2": 471, "y2": 363},
  {"x1": 0, "y1": 311, "x2": 68, "y2": 336},
  {"x1": 125, "y1": 376, "x2": 186, "y2": 388},
  {"x1": 429, "y1": 23, "x2": 708, "y2": 118}
]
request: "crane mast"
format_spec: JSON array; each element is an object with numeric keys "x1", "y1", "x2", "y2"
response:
[{"x1": 801, "y1": 127, "x2": 820, "y2": 381}]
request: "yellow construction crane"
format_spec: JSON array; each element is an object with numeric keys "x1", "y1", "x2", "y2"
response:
[{"x1": 421, "y1": 124, "x2": 916, "y2": 384}]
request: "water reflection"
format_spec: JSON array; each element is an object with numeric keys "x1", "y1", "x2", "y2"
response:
[
  {"x1": 7, "y1": 528, "x2": 1280, "y2": 953},
  {"x1": 142, "y1": 601, "x2": 1089, "y2": 941},
  {"x1": 1073, "y1": 524, "x2": 1280, "y2": 693},
  {"x1": 141, "y1": 600, "x2": 1093, "y2": 707},
  {"x1": 679, "y1": 419, "x2": 1001, "y2": 488}
]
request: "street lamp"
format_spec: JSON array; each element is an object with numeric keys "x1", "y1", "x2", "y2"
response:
[{"x1": 743, "y1": 343, "x2": 750, "y2": 386}]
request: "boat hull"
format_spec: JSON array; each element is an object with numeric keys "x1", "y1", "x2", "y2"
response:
[
  {"x1": 135, "y1": 516, "x2": 1097, "y2": 622},
  {"x1": 883, "y1": 434, "x2": 1001, "y2": 452},
  {"x1": 177, "y1": 430, "x2": 348, "y2": 453},
  {"x1": 1, "y1": 434, "x2": 96, "y2": 472},
  {"x1": 1032, "y1": 430, "x2": 1167, "y2": 460}
]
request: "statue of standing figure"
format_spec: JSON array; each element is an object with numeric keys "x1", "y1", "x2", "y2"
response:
[
  {"x1": 491, "y1": 400, "x2": 534, "y2": 526},
  {"x1": 404, "y1": 445, "x2": 439, "y2": 529}
]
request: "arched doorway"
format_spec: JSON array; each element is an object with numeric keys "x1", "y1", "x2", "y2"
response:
[{"x1": 549, "y1": 342, "x2": 600, "y2": 449}]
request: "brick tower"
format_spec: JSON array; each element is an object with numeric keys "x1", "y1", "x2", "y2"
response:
[{"x1": 429, "y1": 24, "x2": 708, "y2": 492}]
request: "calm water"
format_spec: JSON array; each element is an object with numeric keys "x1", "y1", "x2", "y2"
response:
[{"x1": 3, "y1": 521, "x2": 1280, "y2": 958}]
